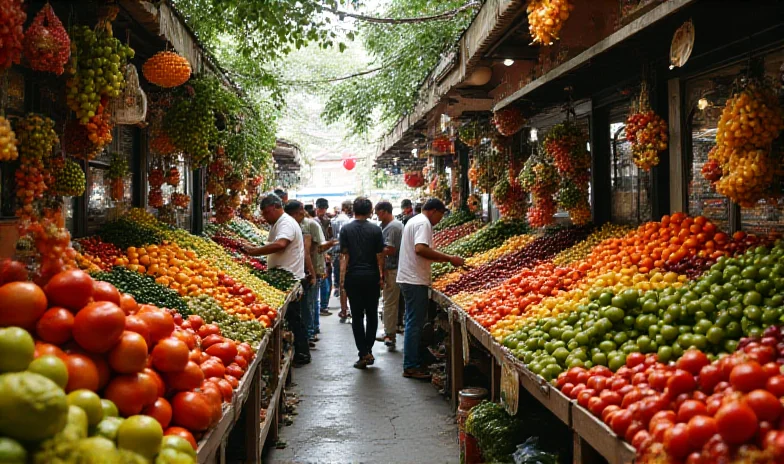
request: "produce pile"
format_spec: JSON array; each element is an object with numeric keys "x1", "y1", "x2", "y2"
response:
[
  {"x1": 0, "y1": 268, "x2": 264, "y2": 463},
  {"x1": 434, "y1": 209, "x2": 477, "y2": 232},
  {"x1": 433, "y1": 220, "x2": 481, "y2": 249}
]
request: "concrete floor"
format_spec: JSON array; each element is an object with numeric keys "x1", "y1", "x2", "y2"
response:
[{"x1": 263, "y1": 297, "x2": 458, "y2": 464}]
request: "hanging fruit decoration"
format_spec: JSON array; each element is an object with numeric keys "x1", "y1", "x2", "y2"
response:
[
  {"x1": 23, "y1": 3, "x2": 70, "y2": 75},
  {"x1": 0, "y1": 0, "x2": 26, "y2": 71},
  {"x1": 148, "y1": 167, "x2": 165, "y2": 188},
  {"x1": 492, "y1": 169, "x2": 526, "y2": 219},
  {"x1": 0, "y1": 116, "x2": 19, "y2": 161},
  {"x1": 707, "y1": 80, "x2": 784, "y2": 207},
  {"x1": 106, "y1": 153, "x2": 129, "y2": 201},
  {"x1": 206, "y1": 177, "x2": 225, "y2": 196},
  {"x1": 458, "y1": 121, "x2": 486, "y2": 148},
  {"x1": 62, "y1": 120, "x2": 102, "y2": 160},
  {"x1": 520, "y1": 154, "x2": 559, "y2": 228},
  {"x1": 171, "y1": 192, "x2": 190, "y2": 209},
  {"x1": 467, "y1": 193, "x2": 482, "y2": 213},
  {"x1": 545, "y1": 121, "x2": 591, "y2": 225},
  {"x1": 214, "y1": 194, "x2": 235, "y2": 223},
  {"x1": 431, "y1": 136, "x2": 453, "y2": 155},
  {"x1": 343, "y1": 157, "x2": 356, "y2": 171},
  {"x1": 52, "y1": 157, "x2": 86, "y2": 197},
  {"x1": 527, "y1": 195, "x2": 557, "y2": 228},
  {"x1": 13, "y1": 114, "x2": 58, "y2": 219},
  {"x1": 148, "y1": 188, "x2": 163, "y2": 208},
  {"x1": 149, "y1": 131, "x2": 177, "y2": 155},
  {"x1": 527, "y1": 0, "x2": 574, "y2": 46},
  {"x1": 625, "y1": 86, "x2": 668, "y2": 171},
  {"x1": 165, "y1": 166, "x2": 181, "y2": 186},
  {"x1": 404, "y1": 170, "x2": 425, "y2": 188},
  {"x1": 492, "y1": 107, "x2": 526, "y2": 137},
  {"x1": 142, "y1": 51, "x2": 192, "y2": 88},
  {"x1": 23, "y1": 209, "x2": 78, "y2": 285}
]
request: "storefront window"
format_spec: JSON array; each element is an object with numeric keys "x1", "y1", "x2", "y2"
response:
[{"x1": 609, "y1": 118, "x2": 652, "y2": 225}]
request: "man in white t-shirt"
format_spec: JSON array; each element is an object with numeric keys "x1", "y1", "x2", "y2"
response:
[
  {"x1": 397, "y1": 198, "x2": 464, "y2": 379},
  {"x1": 244, "y1": 193, "x2": 310, "y2": 365}
]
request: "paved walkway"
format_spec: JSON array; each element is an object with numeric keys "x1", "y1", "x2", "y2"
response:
[{"x1": 263, "y1": 297, "x2": 458, "y2": 464}]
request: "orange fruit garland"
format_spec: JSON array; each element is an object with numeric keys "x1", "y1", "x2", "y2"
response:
[{"x1": 143, "y1": 51, "x2": 192, "y2": 88}]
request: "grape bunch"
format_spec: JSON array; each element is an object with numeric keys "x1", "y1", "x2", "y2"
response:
[
  {"x1": 716, "y1": 81, "x2": 783, "y2": 150},
  {"x1": 626, "y1": 110, "x2": 668, "y2": 170},
  {"x1": 519, "y1": 159, "x2": 559, "y2": 196},
  {"x1": 66, "y1": 24, "x2": 134, "y2": 124},
  {"x1": 148, "y1": 167, "x2": 165, "y2": 188},
  {"x1": 527, "y1": 196, "x2": 557, "y2": 228},
  {"x1": 527, "y1": 0, "x2": 573, "y2": 46},
  {"x1": 0, "y1": 116, "x2": 19, "y2": 161},
  {"x1": 15, "y1": 157, "x2": 46, "y2": 217},
  {"x1": 545, "y1": 122, "x2": 590, "y2": 178},
  {"x1": 557, "y1": 179, "x2": 586, "y2": 210},
  {"x1": 148, "y1": 188, "x2": 163, "y2": 208},
  {"x1": 15, "y1": 114, "x2": 58, "y2": 161},
  {"x1": 0, "y1": 0, "x2": 26, "y2": 71},
  {"x1": 23, "y1": 4, "x2": 70, "y2": 75},
  {"x1": 163, "y1": 77, "x2": 222, "y2": 167},
  {"x1": 52, "y1": 157, "x2": 86, "y2": 197}
]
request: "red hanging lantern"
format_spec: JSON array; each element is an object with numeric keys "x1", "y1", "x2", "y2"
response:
[{"x1": 343, "y1": 158, "x2": 356, "y2": 171}]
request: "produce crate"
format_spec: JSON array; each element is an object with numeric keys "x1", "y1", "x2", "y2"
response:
[
  {"x1": 516, "y1": 362, "x2": 572, "y2": 426},
  {"x1": 571, "y1": 403, "x2": 636, "y2": 464}
]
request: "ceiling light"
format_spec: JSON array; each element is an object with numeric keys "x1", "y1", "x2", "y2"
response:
[
  {"x1": 503, "y1": 59, "x2": 514, "y2": 67},
  {"x1": 698, "y1": 98, "x2": 709, "y2": 111},
  {"x1": 529, "y1": 128, "x2": 538, "y2": 141}
]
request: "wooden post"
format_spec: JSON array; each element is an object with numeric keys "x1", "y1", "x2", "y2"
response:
[
  {"x1": 572, "y1": 432, "x2": 604, "y2": 464},
  {"x1": 450, "y1": 310, "x2": 464, "y2": 411},
  {"x1": 243, "y1": 365, "x2": 261, "y2": 462},
  {"x1": 270, "y1": 321, "x2": 282, "y2": 443},
  {"x1": 668, "y1": 78, "x2": 685, "y2": 213},
  {"x1": 590, "y1": 103, "x2": 611, "y2": 225},
  {"x1": 490, "y1": 358, "x2": 501, "y2": 402}
]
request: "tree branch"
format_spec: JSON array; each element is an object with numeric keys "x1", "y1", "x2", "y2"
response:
[
  {"x1": 324, "y1": 2, "x2": 480, "y2": 25},
  {"x1": 282, "y1": 64, "x2": 387, "y2": 85}
]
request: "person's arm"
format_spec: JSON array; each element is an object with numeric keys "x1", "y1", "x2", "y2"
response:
[
  {"x1": 415, "y1": 243, "x2": 464, "y2": 266},
  {"x1": 377, "y1": 252, "x2": 385, "y2": 287},
  {"x1": 244, "y1": 238, "x2": 289, "y2": 256},
  {"x1": 339, "y1": 249, "x2": 348, "y2": 290},
  {"x1": 318, "y1": 239, "x2": 338, "y2": 253}
]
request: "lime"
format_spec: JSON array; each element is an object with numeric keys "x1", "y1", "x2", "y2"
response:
[
  {"x1": 102, "y1": 399, "x2": 119, "y2": 418},
  {"x1": 95, "y1": 416, "x2": 125, "y2": 441},
  {"x1": 161, "y1": 435, "x2": 197, "y2": 458},
  {"x1": 27, "y1": 355, "x2": 68, "y2": 388},
  {"x1": 0, "y1": 327, "x2": 34, "y2": 373},
  {"x1": 67, "y1": 389, "x2": 104, "y2": 426},
  {"x1": 0, "y1": 437, "x2": 26, "y2": 464},
  {"x1": 117, "y1": 415, "x2": 163, "y2": 459}
]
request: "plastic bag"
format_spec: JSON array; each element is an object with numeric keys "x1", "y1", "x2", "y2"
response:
[{"x1": 513, "y1": 437, "x2": 559, "y2": 464}]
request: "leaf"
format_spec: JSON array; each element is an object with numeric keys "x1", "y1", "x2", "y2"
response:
[{"x1": 338, "y1": 42, "x2": 347, "y2": 53}]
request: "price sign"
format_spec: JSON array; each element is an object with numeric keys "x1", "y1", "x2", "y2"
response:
[{"x1": 500, "y1": 360, "x2": 519, "y2": 416}]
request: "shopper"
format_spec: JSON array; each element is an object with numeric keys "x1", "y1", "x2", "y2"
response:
[
  {"x1": 315, "y1": 198, "x2": 334, "y2": 316},
  {"x1": 285, "y1": 201, "x2": 319, "y2": 347},
  {"x1": 397, "y1": 199, "x2": 414, "y2": 225},
  {"x1": 244, "y1": 193, "x2": 310, "y2": 366},
  {"x1": 331, "y1": 200, "x2": 353, "y2": 322},
  {"x1": 374, "y1": 201, "x2": 403, "y2": 349},
  {"x1": 397, "y1": 198, "x2": 464, "y2": 379},
  {"x1": 339, "y1": 197, "x2": 384, "y2": 369},
  {"x1": 303, "y1": 205, "x2": 337, "y2": 340},
  {"x1": 274, "y1": 188, "x2": 289, "y2": 203}
]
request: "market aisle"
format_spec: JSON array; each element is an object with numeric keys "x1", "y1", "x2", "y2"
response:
[{"x1": 263, "y1": 297, "x2": 458, "y2": 463}]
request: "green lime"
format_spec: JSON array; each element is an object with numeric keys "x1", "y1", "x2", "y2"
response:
[
  {"x1": 0, "y1": 327, "x2": 34, "y2": 373},
  {"x1": 27, "y1": 355, "x2": 68, "y2": 388},
  {"x1": 67, "y1": 389, "x2": 104, "y2": 427},
  {"x1": 0, "y1": 437, "x2": 26, "y2": 464}
]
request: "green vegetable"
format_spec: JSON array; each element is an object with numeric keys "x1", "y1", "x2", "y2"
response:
[
  {"x1": 98, "y1": 219, "x2": 164, "y2": 250},
  {"x1": 0, "y1": 372, "x2": 69, "y2": 442},
  {"x1": 433, "y1": 219, "x2": 529, "y2": 278},
  {"x1": 94, "y1": 267, "x2": 189, "y2": 315},
  {"x1": 185, "y1": 295, "x2": 267, "y2": 345},
  {"x1": 252, "y1": 268, "x2": 297, "y2": 292},
  {"x1": 464, "y1": 401, "x2": 526, "y2": 464},
  {"x1": 434, "y1": 209, "x2": 476, "y2": 232}
]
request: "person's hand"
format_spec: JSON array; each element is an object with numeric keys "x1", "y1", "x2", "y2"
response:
[
  {"x1": 449, "y1": 255, "x2": 465, "y2": 267},
  {"x1": 307, "y1": 274, "x2": 316, "y2": 286}
]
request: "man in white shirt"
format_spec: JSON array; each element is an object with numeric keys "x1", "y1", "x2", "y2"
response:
[
  {"x1": 397, "y1": 198, "x2": 464, "y2": 379},
  {"x1": 244, "y1": 193, "x2": 310, "y2": 366}
]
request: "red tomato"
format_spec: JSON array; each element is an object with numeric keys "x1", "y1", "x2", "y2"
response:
[
  {"x1": 224, "y1": 374, "x2": 239, "y2": 389},
  {"x1": 762, "y1": 362, "x2": 781, "y2": 379},
  {"x1": 104, "y1": 373, "x2": 158, "y2": 416},
  {"x1": 698, "y1": 364, "x2": 723, "y2": 393},
  {"x1": 677, "y1": 399, "x2": 708, "y2": 423},
  {"x1": 611, "y1": 377, "x2": 629, "y2": 392},
  {"x1": 143, "y1": 397, "x2": 173, "y2": 429},
  {"x1": 201, "y1": 358, "x2": 226, "y2": 379},
  {"x1": 186, "y1": 315, "x2": 204, "y2": 332},
  {"x1": 72, "y1": 301, "x2": 126, "y2": 353},
  {"x1": 649, "y1": 410, "x2": 676, "y2": 427},
  {"x1": 152, "y1": 338, "x2": 189, "y2": 372},
  {"x1": 590, "y1": 365, "x2": 613, "y2": 378},
  {"x1": 237, "y1": 343, "x2": 254, "y2": 362},
  {"x1": 715, "y1": 401, "x2": 758, "y2": 444},
  {"x1": 632, "y1": 430, "x2": 651, "y2": 450},
  {"x1": 602, "y1": 405, "x2": 621, "y2": 424},
  {"x1": 666, "y1": 369, "x2": 696, "y2": 396},
  {"x1": 706, "y1": 395, "x2": 724, "y2": 416},
  {"x1": 200, "y1": 334, "x2": 224, "y2": 350},
  {"x1": 650, "y1": 420, "x2": 672, "y2": 442},
  {"x1": 34, "y1": 341, "x2": 68, "y2": 361},
  {"x1": 171, "y1": 329, "x2": 196, "y2": 350},
  {"x1": 676, "y1": 350, "x2": 710, "y2": 375},
  {"x1": 0, "y1": 281, "x2": 48, "y2": 330},
  {"x1": 747, "y1": 346, "x2": 776, "y2": 365},
  {"x1": 570, "y1": 384, "x2": 586, "y2": 400},
  {"x1": 137, "y1": 307, "x2": 175, "y2": 344},
  {"x1": 35, "y1": 307, "x2": 74, "y2": 344},
  {"x1": 119, "y1": 293, "x2": 139, "y2": 315},
  {"x1": 233, "y1": 356, "x2": 248, "y2": 370},
  {"x1": 635, "y1": 395, "x2": 667, "y2": 427},
  {"x1": 144, "y1": 367, "x2": 166, "y2": 397},
  {"x1": 198, "y1": 324, "x2": 221, "y2": 338},
  {"x1": 171, "y1": 391, "x2": 214, "y2": 432},
  {"x1": 64, "y1": 353, "x2": 99, "y2": 392},
  {"x1": 745, "y1": 389, "x2": 782, "y2": 422},
  {"x1": 163, "y1": 361, "x2": 205, "y2": 391},
  {"x1": 225, "y1": 363, "x2": 244, "y2": 379},
  {"x1": 164, "y1": 427, "x2": 197, "y2": 450},
  {"x1": 599, "y1": 390, "x2": 622, "y2": 407},
  {"x1": 686, "y1": 415, "x2": 717, "y2": 449},
  {"x1": 0, "y1": 259, "x2": 28, "y2": 284},
  {"x1": 588, "y1": 397, "x2": 607, "y2": 417},
  {"x1": 610, "y1": 409, "x2": 633, "y2": 436},
  {"x1": 626, "y1": 352, "x2": 645, "y2": 368},
  {"x1": 730, "y1": 361, "x2": 767, "y2": 392},
  {"x1": 92, "y1": 281, "x2": 121, "y2": 305},
  {"x1": 108, "y1": 331, "x2": 149, "y2": 374},
  {"x1": 648, "y1": 370, "x2": 669, "y2": 391},
  {"x1": 205, "y1": 341, "x2": 238, "y2": 366},
  {"x1": 44, "y1": 270, "x2": 93, "y2": 311},
  {"x1": 622, "y1": 388, "x2": 643, "y2": 409},
  {"x1": 125, "y1": 315, "x2": 151, "y2": 345},
  {"x1": 663, "y1": 422, "x2": 692, "y2": 458},
  {"x1": 766, "y1": 375, "x2": 784, "y2": 397},
  {"x1": 561, "y1": 383, "x2": 575, "y2": 397},
  {"x1": 215, "y1": 378, "x2": 234, "y2": 402}
]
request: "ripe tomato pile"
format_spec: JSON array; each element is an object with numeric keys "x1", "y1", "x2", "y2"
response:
[
  {"x1": 0, "y1": 268, "x2": 257, "y2": 448},
  {"x1": 0, "y1": 0, "x2": 26, "y2": 71}
]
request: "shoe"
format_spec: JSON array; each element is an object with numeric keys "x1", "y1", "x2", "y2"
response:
[
  {"x1": 363, "y1": 354, "x2": 375, "y2": 366},
  {"x1": 293, "y1": 354, "x2": 311, "y2": 367},
  {"x1": 320, "y1": 310, "x2": 332, "y2": 316},
  {"x1": 397, "y1": 326, "x2": 404, "y2": 334},
  {"x1": 384, "y1": 336, "x2": 395, "y2": 348},
  {"x1": 403, "y1": 368, "x2": 431, "y2": 379},
  {"x1": 354, "y1": 357, "x2": 368, "y2": 369},
  {"x1": 333, "y1": 289, "x2": 341, "y2": 297},
  {"x1": 308, "y1": 341, "x2": 316, "y2": 348},
  {"x1": 375, "y1": 334, "x2": 386, "y2": 342}
]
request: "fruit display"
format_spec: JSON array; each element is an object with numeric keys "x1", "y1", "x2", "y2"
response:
[
  {"x1": 23, "y1": 3, "x2": 70, "y2": 75},
  {"x1": 433, "y1": 221, "x2": 481, "y2": 249},
  {"x1": 252, "y1": 268, "x2": 297, "y2": 293},
  {"x1": 75, "y1": 236, "x2": 123, "y2": 271},
  {"x1": 15, "y1": 113, "x2": 58, "y2": 161},
  {"x1": 404, "y1": 170, "x2": 425, "y2": 188},
  {"x1": 107, "y1": 153, "x2": 129, "y2": 201},
  {"x1": 52, "y1": 157, "x2": 86, "y2": 197},
  {"x1": 66, "y1": 24, "x2": 135, "y2": 124},
  {"x1": 98, "y1": 218, "x2": 164, "y2": 251},
  {"x1": 148, "y1": 188, "x2": 164, "y2": 208},
  {"x1": 0, "y1": 116, "x2": 19, "y2": 162},
  {"x1": 166, "y1": 167, "x2": 181, "y2": 187},
  {"x1": 527, "y1": 0, "x2": 573, "y2": 45},
  {"x1": 715, "y1": 81, "x2": 783, "y2": 151},
  {"x1": 149, "y1": 132, "x2": 178, "y2": 156},
  {"x1": 0, "y1": 0, "x2": 25, "y2": 71},
  {"x1": 492, "y1": 107, "x2": 526, "y2": 137},
  {"x1": 62, "y1": 120, "x2": 102, "y2": 161},
  {"x1": 544, "y1": 122, "x2": 591, "y2": 225},
  {"x1": 171, "y1": 192, "x2": 190, "y2": 209},
  {"x1": 142, "y1": 51, "x2": 192, "y2": 88},
  {"x1": 625, "y1": 109, "x2": 668, "y2": 171},
  {"x1": 94, "y1": 266, "x2": 190, "y2": 315},
  {"x1": 184, "y1": 295, "x2": 267, "y2": 346}
]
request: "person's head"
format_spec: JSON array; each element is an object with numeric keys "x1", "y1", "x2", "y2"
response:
[
  {"x1": 374, "y1": 201, "x2": 394, "y2": 224},
  {"x1": 421, "y1": 198, "x2": 447, "y2": 225},
  {"x1": 341, "y1": 200, "x2": 353, "y2": 216},
  {"x1": 259, "y1": 193, "x2": 284, "y2": 224},
  {"x1": 315, "y1": 198, "x2": 329, "y2": 216},
  {"x1": 304, "y1": 204, "x2": 315, "y2": 218},
  {"x1": 353, "y1": 197, "x2": 373, "y2": 219},
  {"x1": 274, "y1": 188, "x2": 288, "y2": 203},
  {"x1": 414, "y1": 203, "x2": 423, "y2": 214},
  {"x1": 284, "y1": 199, "x2": 305, "y2": 223},
  {"x1": 401, "y1": 199, "x2": 413, "y2": 214}
]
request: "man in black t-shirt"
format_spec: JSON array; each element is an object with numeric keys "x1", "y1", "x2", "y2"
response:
[{"x1": 340, "y1": 197, "x2": 384, "y2": 370}]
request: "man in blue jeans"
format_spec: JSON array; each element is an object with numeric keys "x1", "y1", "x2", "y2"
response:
[{"x1": 396, "y1": 199, "x2": 464, "y2": 379}]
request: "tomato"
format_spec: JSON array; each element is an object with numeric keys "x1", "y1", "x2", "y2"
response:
[
  {"x1": 590, "y1": 365, "x2": 612, "y2": 378},
  {"x1": 635, "y1": 396, "x2": 667, "y2": 427},
  {"x1": 632, "y1": 430, "x2": 650, "y2": 450},
  {"x1": 715, "y1": 401, "x2": 758, "y2": 445},
  {"x1": 104, "y1": 373, "x2": 158, "y2": 417},
  {"x1": 189, "y1": 348, "x2": 203, "y2": 363},
  {"x1": 226, "y1": 363, "x2": 244, "y2": 379},
  {"x1": 224, "y1": 374, "x2": 239, "y2": 389},
  {"x1": 144, "y1": 368, "x2": 166, "y2": 397},
  {"x1": 602, "y1": 405, "x2": 621, "y2": 424},
  {"x1": 44, "y1": 270, "x2": 93, "y2": 311},
  {"x1": 663, "y1": 422, "x2": 692, "y2": 458},
  {"x1": 205, "y1": 340, "x2": 238, "y2": 366},
  {"x1": 164, "y1": 426, "x2": 197, "y2": 450},
  {"x1": 719, "y1": 355, "x2": 743, "y2": 380},
  {"x1": 152, "y1": 338, "x2": 189, "y2": 372},
  {"x1": 599, "y1": 389, "x2": 622, "y2": 407},
  {"x1": 198, "y1": 324, "x2": 221, "y2": 338},
  {"x1": 745, "y1": 389, "x2": 782, "y2": 422},
  {"x1": 120, "y1": 293, "x2": 139, "y2": 315},
  {"x1": 237, "y1": 343, "x2": 254, "y2": 362},
  {"x1": 137, "y1": 307, "x2": 175, "y2": 344},
  {"x1": 686, "y1": 415, "x2": 717, "y2": 449},
  {"x1": 171, "y1": 391, "x2": 214, "y2": 432},
  {"x1": 163, "y1": 361, "x2": 204, "y2": 391},
  {"x1": 649, "y1": 410, "x2": 676, "y2": 426},
  {"x1": 570, "y1": 384, "x2": 586, "y2": 400},
  {"x1": 201, "y1": 380, "x2": 223, "y2": 407},
  {"x1": 648, "y1": 370, "x2": 669, "y2": 391},
  {"x1": 35, "y1": 341, "x2": 68, "y2": 360},
  {"x1": 0, "y1": 281, "x2": 48, "y2": 329},
  {"x1": 143, "y1": 397, "x2": 173, "y2": 429},
  {"x1": 650, "y1": 420, "x2": 672, "y2": 442},
  {"x1": 706, "y1": 395, "x2": 724, "y2": 416},
  {"x1": 611, "y1": 377, "x2": 629, "y2": 392},
  {"x1": 186, "y1": 315, "x2": 204, "y2": 332},
  {"x1": 0, "y1": 259, "x2": 27, "y2": 284},
  {"x1": 698, "y1": 364, "x2": 723, "y2": 393},
  {"x1": 766, "y1": 375, "x2": 784, "y2": 397},
  {"x1": 622, "y1": 388, "x2": 643, "y2": 409},
  {"x1": 666, "y1": 369, "x2": 696, "y2": 396},
  {"x1": 73, "y1": 301, "x2": 126, "y2": 353},
  {"x1": 762, "y1": 362, "x2": 781, "y2": 379},
  {"x1": 64, "y1": 353, "x2": 99, "y2": 392},
  {"x1": 200, "y1": 358, "x2": 225, "y2": 379},
  {"x1": 200, "y1": 334, "x2": 224, "y2": 350},
  {"x1": 730, "y1": 361, "x2": 767, "y2": 392},
  {"x1": 747, "y1": 345, "x2": 776, "y2": 365},
  {"x1": 215, "y1": 378, "x2": 233, "y2": 402},
  {"x1": 765, "y1": 431, "x2": 784, "y2": 460},
  {"x1": 631, "y1": 372, "x2": 647, "y2": 386},
  {"x1": 125, "y1": 315, "x2": 151, "y2": 345},
  {"x1": 676, "y1": 350, "x2": 710, "y2": 376},
  {"x1": 92, "y1": 281, "x2": 121, "y2": 305},
  {"x1": 677, "y1": 399, "x2": 708, "y2": 423},
  {"x1": 610, "y1": 409, "x2": 633, "y2": 436},
  {"x1": 626, "y1": 352, "x2": 645, "y2": 368},
  {"x1": 35, "y1": 307, "x2": 74, "y2": 344},
  {"x1": 171, "y1": 329, "x2": 196, "y2": 350},
  {"x1": 588, "y1": 397, "x2": 607, "y2": 416},
  {"x1": 109, "y1": 331, "x2": 149, "y2": 374}
]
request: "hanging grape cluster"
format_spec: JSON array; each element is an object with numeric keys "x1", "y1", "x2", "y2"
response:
[
  {"x1": 544, "y1": 122, "x2": 591, "y2": 225},
  {"x1": 14, "y1": 114, "x2": 58, "y2": 219},
  {"x1": 52, "y1": 158, "x2": 86, "y2": 197},
  {"x1": 0, "y1": 0, "x2": 26, "y2": 71},
  {"x1": 0, "y1": 116, "x2": 19, "y2": 161}
]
